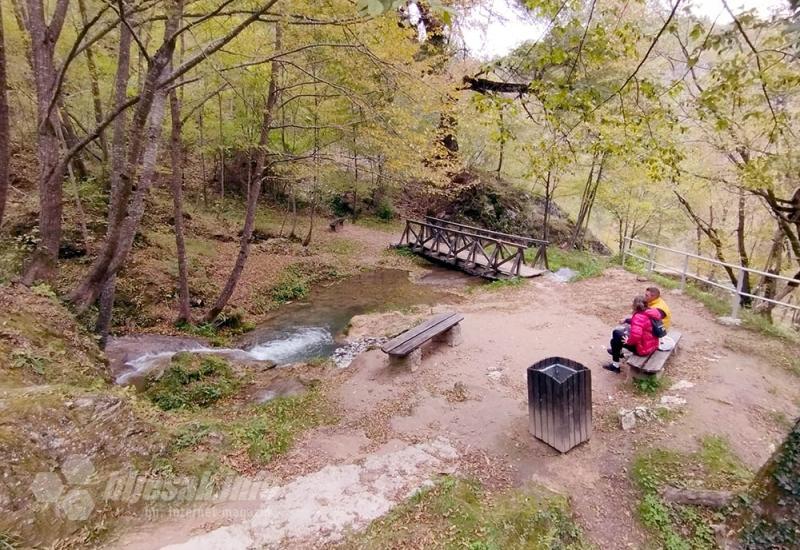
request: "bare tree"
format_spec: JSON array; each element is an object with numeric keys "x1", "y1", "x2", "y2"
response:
[{"x1": 206, "y1": 22, "x2": 282, "y2": 322}]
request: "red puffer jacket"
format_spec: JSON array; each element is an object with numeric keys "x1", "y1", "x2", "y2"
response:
[{"x1": 627, "y1": 308, "x2": 661, "y2": 356}]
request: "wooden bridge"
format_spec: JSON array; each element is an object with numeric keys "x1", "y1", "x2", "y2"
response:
[{"x1": 396, "y1": 216, "x2": 549, "y2": 279}]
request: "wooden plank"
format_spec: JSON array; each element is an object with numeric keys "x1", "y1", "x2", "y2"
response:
[
  {"x1": 628, "y1": 330, "x2": 683, "y2": 372},
  {"x1": 381, "y1": 312, "x2": 464, "y2": 356}
]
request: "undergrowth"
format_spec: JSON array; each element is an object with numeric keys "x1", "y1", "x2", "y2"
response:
[
  {"x1": 340, "y1": 476, "x2": 590, "y2": 549},
  {"x1": 232, "y1": 386, "x2": 335, "y2": 463},
  {"x1": 144, "y1": 353, "x2": 240, "y2": 411},
  {"x1": 631, "y1": 436, "x2": 752, "y2": 549},
  {"x1": 633, "y1": 376, "x2": 666, "y2": 395}
]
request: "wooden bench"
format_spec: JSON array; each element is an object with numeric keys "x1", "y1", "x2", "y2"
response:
[
  {"x1": 627, "y1": 330, "x2": 682, "y2": 380},
  {"x1": 381, "y1": 312, "x2": 464, "y2": 371},
  {"x1": 329, "y1": 217, "x2": 345, "y2": 231}
]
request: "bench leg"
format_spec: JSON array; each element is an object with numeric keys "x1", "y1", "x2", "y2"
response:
[
  {"x1": 434, "y1": 324, "x2": 463, "y2": 347},
  {"x1": 389, "y1": 348, "x2": 422, "y2": 372}
]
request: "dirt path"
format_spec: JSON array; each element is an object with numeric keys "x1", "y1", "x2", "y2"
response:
[{"x1": 111, "y1": 267, "x2": 800, "y2": 549}]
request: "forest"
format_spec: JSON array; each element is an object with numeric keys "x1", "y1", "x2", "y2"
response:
[
  {"x1": 1, "y1": 0, "x2": 799, "y2": 548},
  {"x1": 1, "y1": 0, "x2": 799, "y2": 330}
]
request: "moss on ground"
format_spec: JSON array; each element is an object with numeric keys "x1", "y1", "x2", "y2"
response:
[
  {"x1": 0, "y1": 284, "x2": 108, "y2": 388},
  {"x1": 338, "y1": 476, "x2": 590, "y2": 549},
  {"x1": 631, "y1": 436, "x2": 752, "y2": 549}
]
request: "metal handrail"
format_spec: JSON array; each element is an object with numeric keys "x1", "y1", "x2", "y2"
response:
[
  {"x1": 624, "y1": 237, "x2": 800, "y2": 318},
  {"x1": 627, "y1": 237, "x2": 800, "y2": 286}
]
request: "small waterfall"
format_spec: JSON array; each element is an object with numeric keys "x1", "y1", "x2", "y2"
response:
[
  {"x1": 114, "y1": 327, "x2": 334, "y2": 384},
  {"x1": 247, "y1": 327, "x2": 334, "y2": 363}
]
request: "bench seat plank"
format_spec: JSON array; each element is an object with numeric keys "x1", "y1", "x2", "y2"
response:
[
  {"x1": 628, "y1": 330, "x2": 682, "y2": 373},
  {"x1": 381, "y1": 312, "x2": 464, "y2": 357}
]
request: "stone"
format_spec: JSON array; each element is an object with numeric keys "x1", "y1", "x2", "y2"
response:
[
  {"x1": 669, "y1": 380, "x2": 694, "y2": 391},
  {"x1": 433, "y1": 324, "x2": 463, "y2": 347},
  {"x1": 332, "y1": 337, "x2": 387, "y2": 369},
  {"x1": 716, "y1": 316, "x2": 742, "y2": 327},
  {"x1": 487, "y1": 368, "x2": 503, "y2": 381},
  {"x1": 389, "y1": 348, "x2": 422, "y2": 372},
  {"x1": 659, "y1": 395, "x2": 687, "y2": 408},
  {"x1": 620, "y1": 409, "x2": 637, "y2": 431}
]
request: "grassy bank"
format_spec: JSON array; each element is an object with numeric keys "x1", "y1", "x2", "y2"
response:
[
  {"x1": 339, "y1": 476, "x2": 589, "y2": 549},
  {"x1": 631, "y1": 436, "x2": 752, "y2": 549}
]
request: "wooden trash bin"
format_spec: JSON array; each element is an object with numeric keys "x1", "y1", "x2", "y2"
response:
[{"x1": 527, "y1": 357, "x2": 592, "y2": 453}]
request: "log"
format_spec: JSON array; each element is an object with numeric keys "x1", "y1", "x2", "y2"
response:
[{"x1": 661, "y1": 486, "x2": 734, "y2": 509}]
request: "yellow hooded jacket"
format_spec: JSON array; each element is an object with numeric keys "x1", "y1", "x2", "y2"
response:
[{"x1": 648, "y1": 296, "x2": 671, "y2": 329}]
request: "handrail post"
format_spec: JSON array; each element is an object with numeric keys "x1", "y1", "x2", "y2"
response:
[
  {"x1": 680, "y1": 254, "x2": 689, "y2": 291},
  {"x1": 647, "y1": 244, "x2": 655, "y2": 272},
  {"x1": 731, "y1": 267, "x2": 745, "y2": 319}
]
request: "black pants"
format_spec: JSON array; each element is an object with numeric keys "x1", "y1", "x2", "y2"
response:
[{"x1": 610, "y1": 327, "x2": 636, "y2": 362}]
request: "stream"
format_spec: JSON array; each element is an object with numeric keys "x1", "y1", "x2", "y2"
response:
[{"x1": 107, "y1": 267, "x2": 476, "y2": 385}]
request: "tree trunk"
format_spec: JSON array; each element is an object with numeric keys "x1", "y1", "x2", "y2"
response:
[
  {"x1": 0, "y1": 2, "x2": 8, "y2": 226},
  {"x1": 198, "y1": 108, "x2": 208, "y2": 207},
  {"x1": 736, "y1": 188, "x2": 753, "y2": 307},
  {"x1": 170, "y1": 79, "x2": 191, "y2": 323},
  {"x1": 542, "y1": 171, "x2": 553, "y2": 243},
  {"x1": 69, "y1": 4, "x2": 181, "y2": 311},
  {"x1": 303, "y1": 198, "x2": 316, "y2": 247},
  {"x1": 303, "y1": 76, "x2": 320, "y2": 247},
  {"x1": 217, "y1": 92, "x2": 224, "y2": 200},
  {"x1": 95, "y1": 13, "x2": 132, "y2": 345},
  {"x1": 20, "y1": 0, "x2": 70, "y2": 284},
  {"x1": 205, "y1": 23, "x2": 282, "y2": 322},
  {"x1": 77, "y1": 0, "x2": 108, "y2": 166},
  {"x1": 289, "y1": 190, "x2": 297, "y2": 238},
  {"x1": 577, "y1": 153, "x2": 605, "y2": 249},
  {"x1": 570, "y1": 154, "x2": 598, "y2": 249}
]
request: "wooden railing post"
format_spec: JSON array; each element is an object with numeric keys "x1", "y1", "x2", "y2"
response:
[{"x1": 647, "y1": 244, "x2": 656, "y2": 272}]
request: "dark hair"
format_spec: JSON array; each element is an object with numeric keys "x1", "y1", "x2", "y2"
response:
[
  {"x1": 646, "y1": 286, "x2": 660, "y2": 298},
  {"x1": 632, "y1": 296, "x2": 647, "y2": 312}
]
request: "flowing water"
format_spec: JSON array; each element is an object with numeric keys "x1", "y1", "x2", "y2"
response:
[{"x1": 107, "y1": 267, "x2": 475, "y2": 385}]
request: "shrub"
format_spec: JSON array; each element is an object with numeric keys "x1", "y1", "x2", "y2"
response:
[{"x1": 376, "y1": 201, "x2": 394, "y2": 221}]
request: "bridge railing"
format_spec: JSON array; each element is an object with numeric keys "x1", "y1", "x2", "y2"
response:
[
  {"x1": 623, "y1": 237, "x2": 800, "y2": 322},
  {"x1": 423, "y1": 217, "x2": 549, "y2": 271},
  {"x1": 400, "y1": 219, "x2": 547, "y2": 276},
  {"x1": 424, "y1": 216, "x2": 548, "y2": 247}
]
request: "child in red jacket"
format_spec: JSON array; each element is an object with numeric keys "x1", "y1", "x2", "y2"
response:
[{"x1": 604, "y1": 296, "x2": 662, "y2": 373}]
